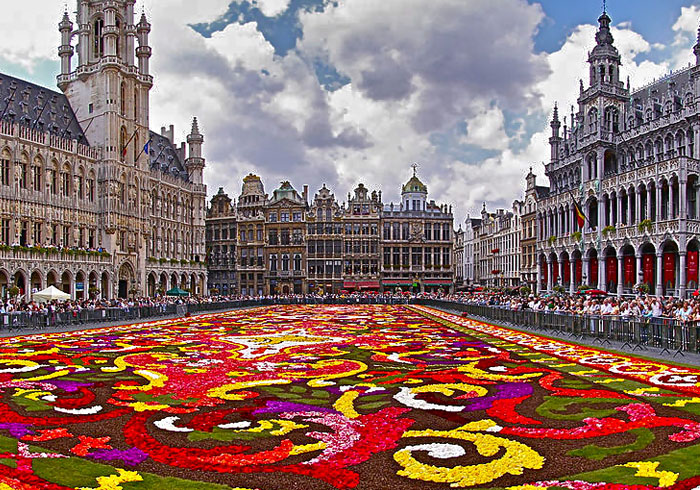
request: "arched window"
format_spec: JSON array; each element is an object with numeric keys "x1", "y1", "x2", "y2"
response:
[
  {"x1": 120, "y1": 82, "x2": 126, "y2": 116},
  {"x1": 19, "y1": 153, "x2": 28, "y2": 189},
  {"x1": 588, "y1": 108, "x2": 598, "y2": 133},
  {"x1": 60, "y1": 164, "x2": 72, "y2": 197},
  {"x1": 86, "y1": 172, "x2": 95, "y2": 202},
  {"x1": 604, "y1": 106, "x2": 619, "y2": 134},
  {"x1": 294, "y1": 254, "x2": 302, "y2": 271},
  {"x1": 120, "y1": 126, "x2": 127, "y2": 161},
  {"x1": 115, "y1": 19, "x2": 122, "y2": 58},
  {"x1": 0, "y1": 149, "x2": 10, "y2": 186},
  {"x1": 134, "y1": 87, "x2": 139, "y2": 122},
  {"x1": 133, "y1": 132, "x2": 139, "y2": 163},
  {"x1": 32, "y1": 156, "x2": 43, "y2": 191},
  {"x1": 93, "y1": 18, "x2": 104, "y2": 58}
]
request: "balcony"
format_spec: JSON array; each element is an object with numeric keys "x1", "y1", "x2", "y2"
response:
[{"x1": 0, "y1": 247, "x2": 112, "y2": 266}]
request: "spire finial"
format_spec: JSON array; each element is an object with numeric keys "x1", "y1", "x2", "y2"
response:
[
  {"x1": 411, "y1": 163, "x2": 418, "y2": 177},
  {"x1": 602, "y1": 0, "x2": 606, "y2": 14}
]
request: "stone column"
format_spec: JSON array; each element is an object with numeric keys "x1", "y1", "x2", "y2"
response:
[
  {"x1": 617, "y1": 256, "x2": 624, "y2": 295},
  {"x1": 635, "y1": 188, "x2": 642, "y2": 223},
  {"x1": 680, "y1": 251, "x2": 687, "y2": 298},
  {"x1": 598, "y1": 254, "x2": 606, "y2": 291},
  {"x1": 536, "y1": 254, "x2": 542, "y2": 293},
  {"x1": 656, "y1": 183, "x2": 662, "y2": 222},
  {"x1": 617, "y1": 193, "x2": 623, "y2": 225},
  {"x1": 646, "y1": 187, "x2": 652, "y2": 221},
  {"x1": 679, "y1": 178, "x2": 687, "y2": 220},
  {"x1": 669, "y1": 180, "x2": 676, "y2": 219},
  {"x1": 656, "y1": 252, "x2": 663, "y2": 296},
  {"x1": 546, "y1": 259, "x2": 553, "y2": 291},
  {"x1": 636, "y1": 254, "x2": 643, "y2": 287},
  {"x1": 569, "y1": 259, "x2": 576, "y2": 294},
  {"x1": 559, "y1": 259, "x2": 565, "y2": 287},
  {"x1": 582, "y1": 256, "x2": 590, "y2": 286}
]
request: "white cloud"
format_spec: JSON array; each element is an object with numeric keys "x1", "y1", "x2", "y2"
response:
[
  {"x1": 0, "y1": 1, "x2": 64, "y2": 71},
  {"x1": 461, "y1": 106, "x2": 509, "y2": 151},
  {"x1": 253, "y1": 0, "x2": 291, "y2": 17}
]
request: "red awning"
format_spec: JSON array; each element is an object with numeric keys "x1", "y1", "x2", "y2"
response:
[
  {"x1": 357, "y1": 281, "x2": 380, "y2": 288},
  {"x1": 343, "y1": 281, "x2": 357, "y2": 288}
]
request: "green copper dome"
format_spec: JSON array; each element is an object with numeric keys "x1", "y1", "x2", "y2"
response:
[{"x1": 402, "y1": 175, "x2": 427, "y2": 193}]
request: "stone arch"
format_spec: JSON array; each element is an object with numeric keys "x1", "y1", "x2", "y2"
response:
[
  {"x1": 159, "y1": 272, "x2": 168, "y2": 293},
  {"x1": 147, "y1": 272, "x2": 157, "y2": 297},
  {"x1": 61, "y1": 270, "x2": 73, "y2": 297},
  {"x1": 101, "y1": 271, "x2": 111, "y2": 299},
  {"x1": 199, "y1": 273, "x2": 206, "y2": 295},
  {"x1": 13, "y1": 269, "x2": 27, "y2": 297},
  {"x1": 30, "y1": 270, "x2": 42, "y2": 293},
  {"x1": 0, "y1": 269, "x2": 9, "y2": 298},
  {"x1": 75, "y1": 270, "x2": 86, "y2": 299},
  {"x1": 89, "y1": 271, "x2": 99, "y2": 298},
  {"x1": 117, "y1": 262, "x2": 135, "y2": 298},
  {"x1": 47, "y1": 269, "x2": 59, "y2": 288}
]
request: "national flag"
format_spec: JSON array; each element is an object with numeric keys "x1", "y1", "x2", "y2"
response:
[
  {"x1": 143, "y1": 139, "x2": 150, "y2": 155},
  {"x1": 573, "y1": 199, "x2": 586, "y2": 229},
  {"x1": 121, "y1": 129, "x2": 138, "y2": 159}
]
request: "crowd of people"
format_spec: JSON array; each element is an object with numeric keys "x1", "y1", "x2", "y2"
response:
[
  {"x1": 442, "y1": 291, "x2": 700, "y2": 322},
  {"x1": 2, "y1": 289, "x2": 699, "y2": 323}
]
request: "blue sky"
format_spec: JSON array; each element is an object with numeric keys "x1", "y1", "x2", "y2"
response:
[
  {"x1": 1, "y1": 0, "x2": 699, "y2": 220},
  {"x1": 534, "y1": 0, "x2": 695, "y2": 54}
]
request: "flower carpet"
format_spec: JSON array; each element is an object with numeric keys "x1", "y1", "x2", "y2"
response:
[{"x1": 2, "y1": 305, "x2": 700, "y2": 489}]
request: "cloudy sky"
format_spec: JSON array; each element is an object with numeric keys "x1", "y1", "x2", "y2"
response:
[{"x1": 1, "y1": 0, "x2": 699, "y2": 224}]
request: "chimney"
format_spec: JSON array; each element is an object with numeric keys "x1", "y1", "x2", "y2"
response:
[
  {"x1": 160, "y1": 126, "x2": 166, "y2": 136},
  {"x1": 303, "y1": 185, "x2": 309, "y2": 203}
]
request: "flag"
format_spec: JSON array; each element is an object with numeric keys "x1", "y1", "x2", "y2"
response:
[
  {"x1": 573, "y1": 199, "x2": 586, "y2": 229},
  {"x1": 143, "y1": 139, "x2": 150, "y2": 155},
  {"x1": 121, "y1": 129, "x2": 138, "y2": 159}
]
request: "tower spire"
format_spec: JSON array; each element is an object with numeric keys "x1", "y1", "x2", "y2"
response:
[{"x1": 694, "y1": 22, "x2": 700, "y2": 65}]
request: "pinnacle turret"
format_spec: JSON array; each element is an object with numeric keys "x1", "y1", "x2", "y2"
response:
[{"x1": 694, "y1": 23, "x2": 700, "y2": 65}]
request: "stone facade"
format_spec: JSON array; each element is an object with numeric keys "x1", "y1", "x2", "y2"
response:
[
  {"x1": 205, "y1": 188, "x2": 237, "y2": 295},
  {"x1": 0, "y1": 1, "x2": 206, "y2": 299},
  {"x1": 235, "y1": 174, "x2": 266, "y2": 296},
  {"x1": 265, "y1": 182, "x2": 308, "y2": 295},
  {"x1": 536, "y1": 12, "x2": 700, "y2": 298},
  {"x1": 206, "y1": 170, "x2": 455, "y2": 294},
  {"x1": 343, "y1": 183, "x2": 382, "y2": 291},
  {"x1": 381, "y1": 170, "x2": 454, "y2": 292},
  {"x1": 463, "y1": 217, "x2": 481, "y2": 286},
  {"x1": 470, "y1": 204, "x2": 521, "y2": 288},
  {"x1": 454, "y1": 227, "x2": 464, "y2": 287},
  {"x1": 307, "y1": 185, "x2": 344, "y2": 294},
  {"x1": 520, "y1": 170, "x2": 547, "y2": 291}
]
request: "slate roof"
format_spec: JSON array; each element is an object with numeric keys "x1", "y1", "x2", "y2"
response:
[
  {"x1": 628, "y1": 66, "x2": 694, "y2": 111},
  {"x1": 0, "y1": 72, "x2": 88, "y2": 144},
  {"x1": 535, "y1": 185, "x2": 549, "y2": 199},
  {"x1": 147, "y1": 130, "x2": 189, "y2": 182}
]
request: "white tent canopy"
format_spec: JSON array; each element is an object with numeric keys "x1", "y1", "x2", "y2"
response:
[{"x1": 33, "y1": 286, "x2": 70, "y2": 303}]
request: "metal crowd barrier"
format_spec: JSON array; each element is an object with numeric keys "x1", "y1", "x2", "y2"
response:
[
  {"x1": 416, "y1": 299, "x2": 700, "y2": 356},
  {"x1": 0, "y1": 297, "x2": 415, "y2": 333},
  {"x1": 2, "y1": 299, "x2": 698, "y2": 356}
]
